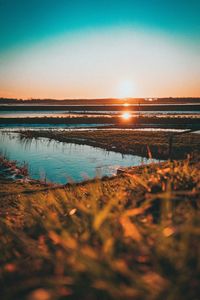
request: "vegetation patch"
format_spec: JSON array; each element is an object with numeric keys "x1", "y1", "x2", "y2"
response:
[
  {"x1": 0, "y1": 155, "x2": 200, "y2": 299},
  {"x1": 18, "y1": 129, "x2": 200, "y2": 159}
]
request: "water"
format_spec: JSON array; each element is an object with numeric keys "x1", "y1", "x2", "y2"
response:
[
  {"x1": 0, "y1": 109, "x2": 200, "y2": 118},
  {"x1": 0, "y1": 123, "x2": 111, "y2": 130},
  {"x1": 0, "y1": 132, "x2": 157, "y2": 184}
]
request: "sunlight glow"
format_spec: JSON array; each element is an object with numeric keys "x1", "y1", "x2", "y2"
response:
[
  {"x1": 1, "y1": 28, "x2": 199, "y2": 98},
  {"x1": 121, "y1": 112, "x2": 131, "y2": 120},
  {"x1": 118, "y1": 80, "x2": 134, "y2": 98}
]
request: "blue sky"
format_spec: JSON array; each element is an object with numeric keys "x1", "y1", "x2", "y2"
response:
[
  {"x1": 0, "y1": 0, "x2": 200, "y2": 98},
  {"x1": 1, "y1": 0, "x2": 200, "y2": 51}
]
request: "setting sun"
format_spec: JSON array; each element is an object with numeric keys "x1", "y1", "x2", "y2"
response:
[{"x1": 118, "y1": 80, "x2": 135, "y2": 99}]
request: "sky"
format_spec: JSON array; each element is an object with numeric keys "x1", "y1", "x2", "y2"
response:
[{"x1": 0, "y1": 0, "x2": 200, "y2": 99}]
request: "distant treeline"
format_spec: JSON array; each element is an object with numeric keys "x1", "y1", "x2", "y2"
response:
[{"x1": 0, "y1": 97, "x2": 200, "y2": 105}]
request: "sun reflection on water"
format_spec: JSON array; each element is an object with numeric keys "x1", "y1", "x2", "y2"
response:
[{"x1": 121, "y1": 112, "x2": 131, "y2": 120}]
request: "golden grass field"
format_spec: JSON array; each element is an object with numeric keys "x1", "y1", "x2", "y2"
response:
[{"x1": 0, "y1": 152, "x2": 200, "y2": 299}]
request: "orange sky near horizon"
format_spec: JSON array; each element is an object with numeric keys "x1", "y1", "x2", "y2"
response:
[{"x1": 0, "y1": 28, "x2": 200, "y2": 99}]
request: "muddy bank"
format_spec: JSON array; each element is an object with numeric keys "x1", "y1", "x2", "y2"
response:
[{"x1": 0, "y1": 155, "x2": 29, "y2": 182}]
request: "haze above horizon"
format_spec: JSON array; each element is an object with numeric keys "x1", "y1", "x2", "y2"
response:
[{"x1": 0, "y1": 0, "x2": 200, "y2": 99}]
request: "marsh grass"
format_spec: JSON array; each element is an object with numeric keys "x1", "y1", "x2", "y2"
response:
[
  {"x1": 18, "y1": 129, "x2": 200, "y2": 159},
  {"x1": 0, "y1": 154, "x2": 200, "y2": 299}
]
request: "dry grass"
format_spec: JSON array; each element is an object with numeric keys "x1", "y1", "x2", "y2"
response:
[
  {"x1": 0, "y1": 155, "x2": 200, "y2": 299},
  {"x1": 18, "y1": 129, "x2": 200, "y2": 159}
]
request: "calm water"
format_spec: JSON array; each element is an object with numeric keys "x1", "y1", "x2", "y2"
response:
[
  {"x1": 0, "y1": 132, "x2": 157, "y2": 184},
  {"x1": 0, "y1": 123, "x2": 110, "y2": 129}
]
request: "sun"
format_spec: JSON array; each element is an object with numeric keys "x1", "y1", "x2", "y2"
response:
[
  {"x1": 118, "y1": 80, "x2": 134, "y2": 98},
  {"x1": 121, "y1": 112, "x2": 131, "y2": 120}
]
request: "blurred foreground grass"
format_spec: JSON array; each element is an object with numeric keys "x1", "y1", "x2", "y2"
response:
[{"x1": 0, "y1": 155, "x2": 200, "y2": 299}]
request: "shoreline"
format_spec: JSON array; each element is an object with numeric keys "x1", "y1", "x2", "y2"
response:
[
  {"x1": 1, "y1": 103, "x2": 200, "y2": 111},
  {"x1": 0, "y1": 155, "x2": 29, "y2": 183},
  {"x1": 16, "y1": 129, "x2": 200, "y2": 160},
  {"x1": 0, "y1": 114, "x2": 200, "y2": 135},
  {"x1": 1, "y1": 128, "x2": 200, "y2": 184}
]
